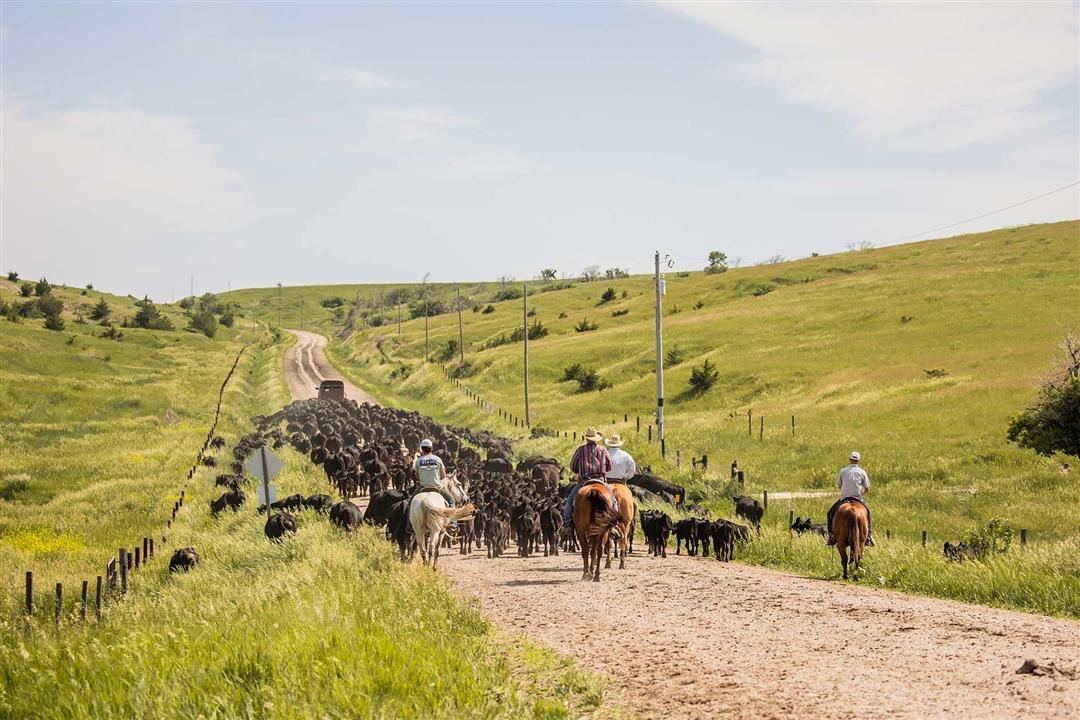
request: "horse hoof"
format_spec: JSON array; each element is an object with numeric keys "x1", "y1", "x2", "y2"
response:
[{"x1": 592, "y1": 575, "x2": 600, "y2": 583}]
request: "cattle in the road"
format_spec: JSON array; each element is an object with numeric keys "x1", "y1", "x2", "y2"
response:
[
  {"x1": 693, "y1": 517, "x2": 712, "y2": 556},
  {"x1": 733, "y1": 495, "x2": 764, "y2": 527},
  {"x1": 387, "y1": 498, "x2": 414, "y2": 560},
  {"x1": 329, "y1": 501, "x2": 364, "y2": 531},
  {"x1": 304, "y1": 493, "x2": 334, "y2": 513},
  {"x1": 640, "y1": 509, "x2": 673, "y2": 557},
  {"x1": 483, "y1": 457, "x2": 513, "y2": 474},
  {"x1": 674, "y1": 517, "x2": 697, "y2": 555},
  {"x1": 265, "y1": 513, "x2": 297, "y2": 541},
  {"x1": 364, "y1": 489, "x2": 407, "y2": 526},
  {"x1": 169, "y1": 547, "x2": 201, "y2": 572}
]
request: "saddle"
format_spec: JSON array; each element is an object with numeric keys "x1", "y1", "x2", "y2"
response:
[
  {"x1": 582, "y1": 477, "x2": 609, "y2": 488},
  {"x1": 416, "y1": 486, "x2": 443, "y2": 495}
]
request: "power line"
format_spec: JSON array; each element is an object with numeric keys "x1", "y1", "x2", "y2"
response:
[{"x1": 887, "y1": 180, "x2": 1079, "y2": 245}]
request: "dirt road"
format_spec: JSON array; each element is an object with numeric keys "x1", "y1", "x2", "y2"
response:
[
  {"x1": 283, "y1": 336, "x2": 1080, "y2": 719},
  {"x1": 284, "y1": 330, "x2": 378, "y2": 406},
  {"x1": 441, "y1": 549, "x2": 1079, "y2": 719}
]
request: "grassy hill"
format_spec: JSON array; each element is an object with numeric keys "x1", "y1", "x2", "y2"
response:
[
  {"x1": 0, "y1": 285, "x2": 611, "y2": 718},
  {"x1": 261, "y1": 220, "x2": 1079, "y2": 616}
]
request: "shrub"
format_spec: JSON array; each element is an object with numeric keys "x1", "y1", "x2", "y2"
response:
[
  {"x1": 688, "y1": 359, "x2": 719, "y2": 394},
  {"x1": 561, "y1": 363, "x2": 585, "y2": 382},
  {"x1": 132, "y1": 297, "x2": 174, "y2": 330},
  {"x1": 751, "y1": 284, "x2": 775, "y2": 296},
  {"x1": 480, "y1": 333, "x2": 511, "y2": 350},
  {"x1": 539, "y1": 282, "x2": 575, "y2": 294},
  {"x1": 1007, "y1": 332, "x2": 1080, "y2": 456},
  {"x1": 481, "y1": 304, "x2": 495, "y2": 314},
  {"x1": 34, "y1": 278, "x2": 52, "y2": 296},
  {"x1": 410, "y1": 297, "x2": 447, "y2": 318},
  {"x1": 574, "y1": 318, "x2": 598, "y2": 333},
  {"x1": 43, "y1": 312, "x2": 65, "y2": 332},
  {"x1": 491, "y1": 286, "x2": 523, "y2": 302},
  {"x1": 178, "y1": 296, "x2": 195, "y2": 310},
  {"x1": 924, "y1": 368, "x2": 948, "y2": 378},
  {"x1": 558, "y1": 311, "x2": 567, "y2": 319},
  {"x1": 37, "y1": 294, "x2": 63, "y2": 318},
  {"x1": 19, "y1": 282, "x2": 33, "y2": 297},
  {"x1": 89, "y1": 297, "x2": 110, "y2": 321},
  {"x1": 102, "y1": 324, "x2": 124, "y2": 341},
  {"x1": 704, "y1": 251, "x2": 728, "y2": 275},
  {"x1": 1, "y1": 300, "x2": 19, "y2": 322},
  {"x1": 611, "y1": 308, "x2": 629, "y2": 317},
  {"x1": 389, "y1": 363, "x2": 413, "y2": 381},
  {"x1": 959, "y1": 518, "x2": 1014, "y2": 558},
  {"x1": 665, "y1": 345, "x2": 684, "y2": 367},
  {"x1": 510, "y1": 320, "x2": 548, "y2": 342},
  {"x1": 320, "y1": 297, "x2": 346, "y2": 309},
  {"x1": 676, "y1": 271, "x2": 690, "y2": 278},
  {"x1": 472, "y1": 305, "x2": 481, "y2": 313},
  {"x1": 450, "y1": 361, "x2": 477, "y2": 379},
  {"x1": 693, "y1": 299, "x2": 705, "y2": 310},
  {"x1": 6, "y1": 271, "x2": 17, "y2": 281},
  {"x1": 435, "y1": 339, "x2": 460, "y2": 363},
  {"x1": 369, "y1": 315, "x2": 386, "y2": 327},
  {"x1": 667, "y1": 305, "x2": 681, "y2": 315},
  {"x1": 576, "y1": 368, "x2": 611, "y2": 393},
  {"x1": 527, "y1": 308, "x2": 536, "y2": 317},
  {"x1": 599, "y1": 287, "x2": 617, "y2": 304},
  {"x1": 187, "y1": 309, "x2": 218, "y2": 338},
  {"x1": 604, "y1": 268, "x2": 628, "y2": 280}
]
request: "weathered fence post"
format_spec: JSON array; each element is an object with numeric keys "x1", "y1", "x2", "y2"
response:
[
  {"x1": 1020, "y1": 528, "x2": 1028, "y2": 546},
  {"x1": 149, "y1": 538, "x2": 154, "y2": 559},
  {"x1": 636, "y1": 416, "x2": 640, "y2": 431},
  {"x1": 80, "y1": 580, "x2": 88, "y2": 622},
  {"x1": 791, "y1": 415, "x2": 795, "y2": 437},
  {"x1": 95, "y1": 576, "x2": 102, "y2": 620},
  {"x1": 886, "y1": 529, "x2": 891, "y2": 541},
  {"x1": 702, "y1": 454, "x2": 708, "y2": 470},
  {"x1": 748, "y1": 410, "x2": 752, "y2": 437},
  {"x1": 624, "y1": 413, "x2": 628, "y2": 422},
  {"x1": 660, "y1": 438, "x2": 666, "y2": 457},
  {"x1": 763, "y1": 489, "x2": 768, "y2": 511},
  {"x1": 143, "y1": 537, "x2": 149, "y2": 561},
  {"x1": 119, "y1": 549, "x2": 128, "y2": 594},
  {"x1": 55, "y1": 583, "x2": 63, "y2": 626},
  {"x1": 648, "y1": 425, "x2": 652, "y2": 443},
  {"x1": 676, "y1": 450, "x2": 680, "y2": 467},
  {"x1": 25, "y1": 571, "x2": 33, "y2": 617},
  {"x1": 788, "y1": 509, "x2": 794, "y2": 528},
  {"x1": 134, "y1": 547, "x2": 141, "y2": 569},
  {"x1": 759, "y1": 416, "x2": 764, "y2": 441},
  {"x1": 921, "y1": 530, "x2": 927, "y2": 547}
]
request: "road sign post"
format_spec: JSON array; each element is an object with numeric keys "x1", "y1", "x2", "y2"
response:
[{"x1": 245, "y1": 446, "x2": 284, "y2": 514}]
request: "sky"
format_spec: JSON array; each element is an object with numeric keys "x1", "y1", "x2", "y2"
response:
[{"x1": 2, "y1": 2, "x2": 1078, "y2": 300}]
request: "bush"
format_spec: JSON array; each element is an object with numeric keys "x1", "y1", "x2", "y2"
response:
[
  {"x1": 576, "y1": 368, "x2": 611, "y2": 393},
  {"x1": 450, "y1": 361, "x2": 477, "y2": 379},
  {"x1": 704, "y1": 251, "x2": 728, "y2": 275},
  {"x1": 1007, "y1": 333, "x2": 1080, "y2": 456},
  {"x1": 604, "y1": 268, "x2": 628, "y2": 280},
  {"x1": 561, "y1": 363, "x2": 585, "y2": 383},
  {"x1": 34, "y1": 278, "x2": 52, "y2": 296},
  {"x1": 320, "y1": 297, "x2": 346, "y2": 309},
  {"x1": 6, "y1": 271, "x2": 17, "y2": 281},
  {"x1": 389, "y1": 363, "x2": 413, "y2": 381},
  {"x1": 611, "y1": 308, "x2": 629, "y2": 317},
  {"x1": 574, "y1": 319, "x2": 598, "y2": 333},
  {"x1": 959, "y1": 518, "x2": 1014, "y2": 558},
  {"x1": 539, "y1": 282, "x2": 575, "y2": 294},
  {"x1": 472, "y1": 305, "x2": 481, "y2": 313},
  {"x1": 410, "y1": 298, "x2": 447, "y2": 319},
  {"x1": 599, "y1": 287, "x2": 617, "y2": 304},
  {"x1": 689, "y1": 359, "x2": 719, "y2": 394},
  {"x1": 665, "y1": 345, "x2": 685, "y2": 367},
  {"x1": 510, "y1": 320, "x2": 548, "y2": 342},
  {"x1": 924, "y1": 368, "x2": 948, "y2": 378},
  {"x1": 187, "y1": 309, "x2": 218, "y2": 338},
  {"x1": 481, "y1": 305, "x2": 495, "y2": 314},
  {"x1": 526, "y1": 308, "x2": 536, "y2": 317},
  {"x1": 132, "y1": 297, "x2": 174, "y2": 330},
  {"x1": 693, "y1": 299, "x2": 705, "y2": 310},
  {"x1": 558, "y1": 311, "x2": 567, "y2": 319},
  {"x1": 676, "y1": 271, "x2": 690, "y2": 278},
  {"x1": 751, "y1": 284, "x2": 775, "y2": 296},
  {"x1": 178, "y1": 296, "x2": 195, "y2": 310},
  {"x1": 19, "y1": 282, "x2": 33, "y2": 297},
  {"x1": 37, "y1": 294, "x2": 64, "y2": 318},
  {"x1": 102, "y1": 324, "x2": 124, "y2": 341},
  {"x1": 491, "y1": 286, "x2": 523, "y2": 302},
  {"x1": 480, "y1": 333, "x2": 512, "y2": 350},
  {"x1": 219, "y1": 310, "x2": 235, "y2": 328},
  {"x1": 89, "y1": 297, "x2": 110, "y2": 321},
  {"x1": 435, "y1": 339, "x2": 460, "y2": 363}
]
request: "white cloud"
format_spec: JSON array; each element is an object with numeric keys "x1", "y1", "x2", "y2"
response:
[
  {"x1": 663, "y1": 2, "x2": 1078, "y2": 148},
  {"x1": 370, "y1": 109, "x2": 477, "y2": 143},
  {"x1": 1, "y1": 102, "x2": 252, "y2": 291}
]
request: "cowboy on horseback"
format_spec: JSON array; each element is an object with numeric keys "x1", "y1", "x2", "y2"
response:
[
  {"x1": 827, "y1": 451, "x2": 875, "y2": 546},
  {"x1": 413, "y1": 439, "x2": 456, "y2": 508},
  {"x1": 563, "y1": 427, "x2": 617, "y2": 525},
  {"x1": 604, "y1": 433, "x2": 636, "y2": 484}
]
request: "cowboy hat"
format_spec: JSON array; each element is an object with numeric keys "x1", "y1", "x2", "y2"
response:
[
  {"x1": 605, "y1": 433, "x2": 624, "y2": 447},
  {"x1": 582, "y1": 427, "x2": 603, "y2": 442}
]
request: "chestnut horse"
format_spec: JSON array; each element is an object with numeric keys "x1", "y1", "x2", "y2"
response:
[
  {"x1": 573, "y1": 483, "x2": 623, "y2": 582},
  {"x1": 833, "y1": 500, "x2": 869, "y2": 580},
  {"x1": 605, "y1": 483, "x2": 635, "y2": 570}
]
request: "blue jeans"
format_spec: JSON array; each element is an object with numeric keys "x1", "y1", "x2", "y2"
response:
[
  {"x1": 415, "y1": 487, "x2": 455, "y2": 508},
  {"x1": 563, "y1": 480, "x2": 618, "y2": 524}
]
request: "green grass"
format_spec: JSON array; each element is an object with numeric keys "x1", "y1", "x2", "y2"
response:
[
  {"x1": 0, "y1": 291, "x2": 612, "y2": 717},
  {"x1": 238, "y1": 220, "x2": 1080, "y2": 617}
]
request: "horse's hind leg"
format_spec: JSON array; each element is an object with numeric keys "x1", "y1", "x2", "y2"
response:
[
  {"x1": 605, "y1": 538, "x2": 612, "y2": 569},
  {"x1": 839, "y1": 545, "x2": 849, "y2": 580},
  {"x1": 580, "y1": 536, "x2": 591, "y2": 581}
]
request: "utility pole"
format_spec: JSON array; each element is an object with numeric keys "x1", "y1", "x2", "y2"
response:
[
  {"x1": 456, "y1": 283, "x2": 464, "y2": 365},
  {"x1": 251, "y1": 303, "x2": 256, "y2": 339},
  {"x1": 422, "y1": 273, "x2": 430, "y2": 361},
  {"x1": 654, "y1": 251, "x2": 665, "y2": 453},
  {"x1": 299, "y1": 295, "x2": 304, "y2": 330},
  {"x1": 398, "y1": 303, "x2": 402, "y2": 335},
  {"x1": 277, "y1": 282, "x2": 282, "y2": 328},
  {"x1": 523, "y1": 282, "x2": 530, "y2": 428}
]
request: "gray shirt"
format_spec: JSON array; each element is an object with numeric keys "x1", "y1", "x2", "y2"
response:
[{"x1": 838, "y1": 464, "x2": 869, "y2": 499}]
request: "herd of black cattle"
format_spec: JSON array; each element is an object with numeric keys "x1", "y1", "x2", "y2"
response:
[{"x1": 169, "y1": 397, "x2": 793, "y2": 570}]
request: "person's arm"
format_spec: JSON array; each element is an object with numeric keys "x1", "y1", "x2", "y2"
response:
[
  {"x1": 861, "y1": 471, "x2": 869, "y2": 495},
  {"x1": 838, "y1": 470, "x2": 844, "y2": 490},
  {"x1": 602, "y1": 449, "x2": 613, "y2": 474},
  {"x1": 439, "y1": 457, "x2": 448, "y2": 481},
  {"x1": 570, "y1": 447, "x2": 581, "y2": 475},
  {"x1": 626, "y1": 454, "x2": 637, "y2": 479}
]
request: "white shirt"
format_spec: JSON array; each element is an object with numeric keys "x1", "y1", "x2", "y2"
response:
[
  {"x1": 414, "y1": 454, "x2": 446, "y2": 488},
  {"x1": 838, "y1": 464, "x2": 869, "y2": 499},
  {"x1": 606, "y1": 447, "x2": 637, "y2": 480}
]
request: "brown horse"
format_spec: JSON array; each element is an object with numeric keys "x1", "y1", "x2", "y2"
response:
[
  {"x1": 573, "y1": 483, "x2": 623, "y2": 582},
  {"x1": 833, "y1": 500, "x2": 869, "y2": 580},
  {"x1": 605, "y1": 483, "x2": 635, "y2": 570}
]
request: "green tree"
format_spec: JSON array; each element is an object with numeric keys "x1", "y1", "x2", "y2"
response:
[
  {"x1": 132, "y1": 296, "x2": 174, "y2": 330},
  {"x1": 90, "y1": 297, "x2": 111, "y2": 322},
  {"x1": 540, "y1": 268, "x2": 557, "y2": 282},
  {"x1": 7, "y1": 271, "x2": 18, "y2": 281},
  {"x1": 689, "y1": 359, "x2": 719, "y2": 394},
  {"x1": 187, "y1": 309, "x2": 218, "y2": 338},
  {"x1": 1007, "y1": 332, "x2": 1080, "y2": 457},
  {"x1": 19, "y1": 282, "x2": 33, "y2": 297},
  {"x1": 34, "y1": 277, "x2": 52, "y2": 296},
  {"x1": 705, "y1": 251, "x2": 728, "y2": 275},
  {"x1": 599, "y1": 287, "x2": 617, "y2": 304},
  {"x1": 38, "y1": 294, "x2": 64, "y2": 331}
]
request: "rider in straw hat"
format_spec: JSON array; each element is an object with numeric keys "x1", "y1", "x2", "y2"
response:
[
  {"x1": 562, "y1": 427, "x2": 615, "y2": 525},
  {"x1": 604, "y1": 433, "x2": 637, "y2": 485}
]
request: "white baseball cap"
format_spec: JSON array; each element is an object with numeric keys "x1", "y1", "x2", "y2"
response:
[
  {"x1": 420, "y1": 438, "x2": 433, "y2": 449},
  {"x1": 849, "y1": 451, "x2": 861, "y2": 461}
]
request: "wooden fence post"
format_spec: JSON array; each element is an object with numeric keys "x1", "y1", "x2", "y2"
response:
[
  {"x1": 95, "y1": 576, "x2": 102, "y2": 620},
  {"x1": 763, "y1": 489, "x2": 768, "y2": 511},
  {"x1": 748, "y1": 410, "x2": 752, "y2": 437},
  {"x1": 788, "y1": 509, "x2": 794, "y2": 528},
  {"x1": 648, "y1": 425, "x2": 652, "y2": 443},
  {"x1": 143, "y1": 537, "x2": 149, "y2": 562},
  {"x1": 624, "y1": 413, "x2": 628, "y2": 422},
  {"x1": 676, "y1": 450, "x2": 680, "y2": 467},
  {"x1": 661, "y1": 438, "x2": 666, "y2": 457},
  {"x1": 120, "y1": 549, "x2": 128, "y2": 594},
  {"x1": 25, "y1": 571, "x2": 33, "y2": 617},
  {"x1": 1020, "y1": 529, "x2": 1028, "y2": 546},
  {"x1": 636, "y1": 416, "x2": 640, "y2": 431},
  {"x1": 134, "y1": 547, "x2": 141, "y2": 569},
  {"x1": 921, "y1": 530, "x2": 927, "y2": 547},
  {"x1": 55, "y1": 583, "x2": 63, "y2": 626},
  {"x1": 759, "y1": 416, "x2": 764, "y2": 441},
  {"x1": 149, "y1": 538, "x2": 154, "y2": 559},
  {"x1": 702, "y1": 454, "x2": 708, "y2": 470},
  {"x1": 791, "y1": 415, "x2": 795, "y2": 437},
  {"x1": 80, "y1": 580, "x2": 88, "y2": 622}
]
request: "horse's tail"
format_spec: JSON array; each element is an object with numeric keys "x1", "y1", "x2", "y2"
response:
[
  {"x1": 431, "y1": 503, "x2": 476, "y2": 522},
  {"x1": 587, "y1": 490, "x2": 622, "y2": 536}
]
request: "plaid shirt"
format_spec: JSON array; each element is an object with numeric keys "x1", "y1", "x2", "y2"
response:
[{"x1": 570, "y1": 442, "x2": 613, "y2": 480}]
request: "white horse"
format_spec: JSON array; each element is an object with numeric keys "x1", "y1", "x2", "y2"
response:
[{"x1": 408, "y1": 473, "x2": 474, "y2": 568}]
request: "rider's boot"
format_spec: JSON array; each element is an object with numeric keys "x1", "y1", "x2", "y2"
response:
[{"x1": 865, "y1": 532, "x2": 875, "y2": 547}]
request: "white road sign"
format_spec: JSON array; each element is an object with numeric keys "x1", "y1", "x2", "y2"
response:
[
  {"x1": 257, "y1": 485, "x2": 278, "y2": 506},
  {"x1": 245, "y1": 446, "x2": 284, "y2": 482}
]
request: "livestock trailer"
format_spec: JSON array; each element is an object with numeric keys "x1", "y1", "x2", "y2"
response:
[{"x1": 317, "y1": 379, "x2": 345, "y2": 402}]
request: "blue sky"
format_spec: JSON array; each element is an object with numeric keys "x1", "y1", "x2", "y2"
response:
[{"x1": 2, "y1": 2, "x2": 1077, "y2": 299}]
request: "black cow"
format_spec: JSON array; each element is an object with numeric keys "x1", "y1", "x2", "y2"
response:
[
  {"x1": 272, "y1": 493, "x2": 304, "y2": 512},
  {"x1": 329, "y1": 501, "x2": 364, "y2": 531},
  {"x1": 265, "y1": 513, "x2": 297, "y2": 541},
  {"x1": 640, "y1": 509, "x2": 673, "y2": 558},
  {"x1": 168, "y1": 547, "x2": 200, "y2": 572},
  {"x1": 674, "y1": 517, "x2": 697, "y2": 556},
  {"x1": 483, "y1": 457, "x2": 513, "y2": 474},
  {"x1": 693, "y1": 517, "x2": 712, "y2": 556},
  {"x1": 733, "y1": 495, "x2": 764, "y2": 527},
  {"x1": 364, "y1": 489, "x2": 406, "y2": 526},
  {"x1": 304, "y1": 493, "x2": 334, "y2": 513},
  {"x1": 628, "y1": 473, "x2": 685, "y2": 506},
  {"x1": 386, "y1": 499, "x2": 414, "y2": 560},
  {"x1": 790, "y1": 516, "x2": 827, "y2": 536},
  {"x1": 943, "y1": 541, "x2": 977, "y2": 561}
]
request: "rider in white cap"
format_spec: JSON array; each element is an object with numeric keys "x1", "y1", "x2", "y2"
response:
[
  {"x1": 827, "y1": 451, "x2": 874, "y2": 546},
  {"x1": 413, "y1": 439, "x2": 455, "y2": 508}
]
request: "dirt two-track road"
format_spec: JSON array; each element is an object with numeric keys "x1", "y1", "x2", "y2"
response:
[{"x1": 284, "y1": 331, "x2": 1080, "y2": 720}]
